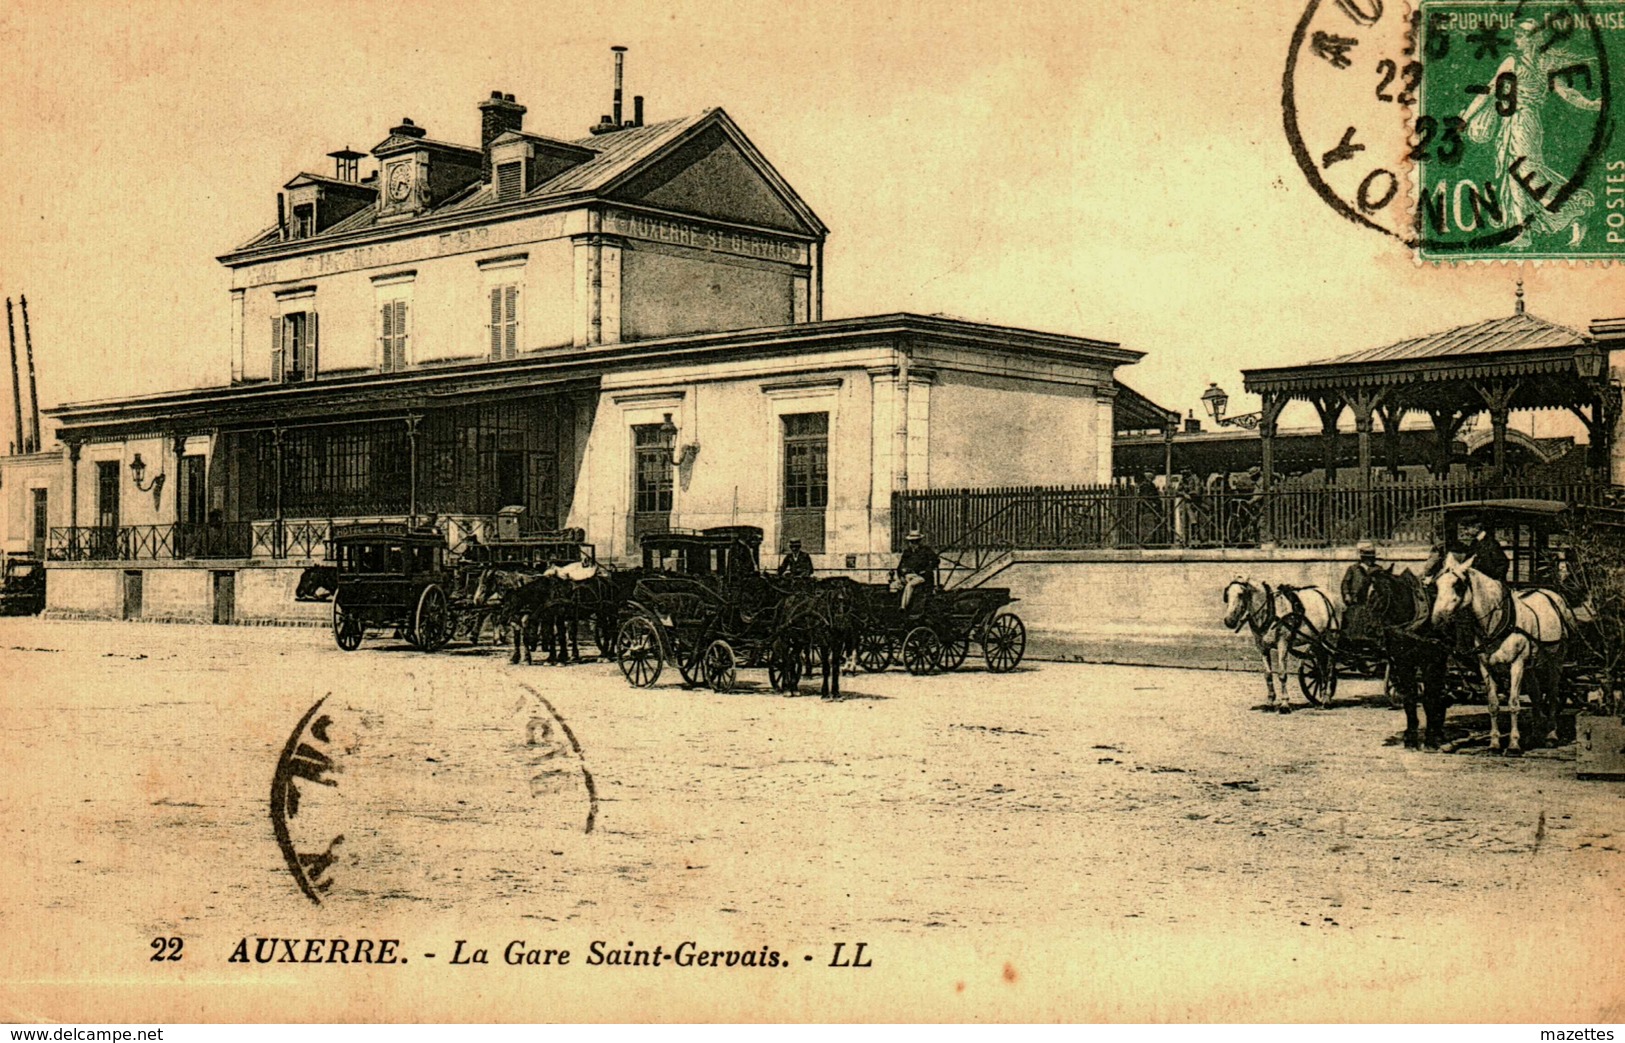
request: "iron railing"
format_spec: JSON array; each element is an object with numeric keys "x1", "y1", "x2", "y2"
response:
[
  {"x1": 46, "y1": 513, "x2": 504, "y2": 563},
  {"x1": 892, "y1": 477, "x2": 1621, "y2": 554}
]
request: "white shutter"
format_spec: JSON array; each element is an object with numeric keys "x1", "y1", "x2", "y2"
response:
[
  {"x1": 305, "y1": 311, "x2": 319, "y2": 380},
  {"x1": 270, "y1": 317, "x2": 284, "y2": 383},
  {"x1": 503, "y1": 285, "x2": 519, "y2": 359},
  {"x1": 380, "y1": 301, "x2": 396, "y2": 373},
  {"x1": 393, "y1": 301, "x2": 408, "y2": 370},
  {"x1": 488, "y1": 287, "x2": 503, "y2": 360}
]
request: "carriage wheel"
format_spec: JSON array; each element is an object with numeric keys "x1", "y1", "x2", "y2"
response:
[
  {"x1": 616, "y1": 616, "x2": 664, "y2": 688},
  {"x1": 856, "y1": 631, "x2": 893, "y2": 673},
  {"x1": 769, "y1": 637, "x2": 804, "y2": 694},
  {"x1": 332, "y1": 599, "x2": 363, "y2": 652},
  {"x1": 981, "y1": 613, "x2": 1026, "y2": 673},
  {"x1": 414, "y1": 585, "x2": 452, "y2": 652},
  {"x1": 703, "y1": 639, "x2": 738, "y2": 693},
  {"x1": 902, "y1": 626, "x2": 942, "y2": 676},
  {"x1": 938, "y1": 632, "x2": 971, "y2": 671},
  {"x1": 1297, "y1": 655, "x2": 1336, "y2": 707}
]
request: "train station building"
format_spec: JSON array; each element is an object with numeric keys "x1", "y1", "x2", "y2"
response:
[{"x1": 23, "y1": 79, "x2": 1150, "y2": 622}]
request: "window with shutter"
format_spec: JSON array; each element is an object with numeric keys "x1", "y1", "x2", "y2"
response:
[
  {"x1": 496, "y1": 161, "x2": 523, "y2": 201},
  {"x1": 488, "y1": 284, "x2": 521, "y2": 360},
  {"x1": 380, "y1": 299, "x2": 409, "y2": 373},
  {"x1": 270, "y1": 317, "x2": 284, "y2": 383},
  {"x1": 284, "y1": 313, "x2": 309, "y2": 381}
]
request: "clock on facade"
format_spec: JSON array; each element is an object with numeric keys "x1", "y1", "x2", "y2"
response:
[{"x1": 386, "y1": 163, "x2": 413, "y2": 203}]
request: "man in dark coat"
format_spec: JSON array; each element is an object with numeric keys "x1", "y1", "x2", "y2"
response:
[
  {"x1": 1459, "y1": 518, "x2": 1510, "y2": 582},
  {"x1": 778, "y1": 539, "x2": 814, "y2": 580},
  {"x1": 897, "y1": 530, "x2": 940, "y2": 610}
]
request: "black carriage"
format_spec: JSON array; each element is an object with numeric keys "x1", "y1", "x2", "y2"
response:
[
  {"x1": 614, "y1": 526, "x2": 791, "y2": 691},
  {"x1": 848, "y1": 580, "x2": 1026, "y2": 676},
  {"x1": 0, "y1": 555, "x2": 45, "y2": 616},
  {"x1": 328, "y1": 523, "x2": 455, "y2": 652}
]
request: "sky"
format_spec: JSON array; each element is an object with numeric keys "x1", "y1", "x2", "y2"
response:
[{"x1": 0, "y1": 0, "x2": 1617, "y2": 439}]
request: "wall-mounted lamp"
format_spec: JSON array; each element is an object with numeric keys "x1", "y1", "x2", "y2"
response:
[
  {"x1": 1200, "y1": 383, "x2": 1262, "y2": 429},
  {"x1": 1574, "y1": 342, "x2": 1607, "y2": 383},
  {"x1": 129, "y1": 452, "x2": 166, "y2": 495},
  {"x1": 659, "y1": 412, "x2": 699, "y2": 466}
]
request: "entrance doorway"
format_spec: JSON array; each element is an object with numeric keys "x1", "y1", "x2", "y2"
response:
[{"x1": 122, "y1": 570, "x2": 143, "y2": 620}]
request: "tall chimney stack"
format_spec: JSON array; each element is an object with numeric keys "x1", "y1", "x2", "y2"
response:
[
  {"x1": 21, "y1": 295, "x2": 40, "y2": 453},
  {"x1": 634, "y1": 95, "x2": 644, "y2": 127},
  {"x1": 612, "y1": 46, "x2": 627, "y2": 127},
  {"x1": 5, "y1": 300, "x2": 22, "y2": 457}
]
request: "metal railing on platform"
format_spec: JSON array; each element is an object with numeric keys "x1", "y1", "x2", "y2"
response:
[
  {"x1": 46, "y1": 513, "x2": 504, "y2": 563},
  {"x1": 892, "y1": 477, "x2": 1620, "y2": 554}
]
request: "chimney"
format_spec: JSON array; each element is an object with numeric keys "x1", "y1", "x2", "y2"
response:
[
  {"x1": 5, "y1": 300, "x2": 22, "y2": 459},
  {"x1": 276, "y1": 193, "x2": 285, "y2": 239},
  {"x1": 478, "y1": 90, "x2": 527, "y2": 180},
  {"x1": 390, "y1": 117, "x2": 427, "y2": 139},
  {"x1": 633, "y1": 95, "x2": 644, "y2": 127},
  {"x1": 612, "y1": 46, "x2": 627, "y2": 126},
  {"x1": 21, "y1": 296, "x2": 39, "y2": 454}
]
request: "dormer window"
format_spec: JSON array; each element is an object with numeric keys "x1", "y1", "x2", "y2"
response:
[
  {"x1": 496, "y1": 161, "x2": 524, "y2": 201},
  {"x1": 291, "y1": 203, "x2": 315, "y2": 239}
]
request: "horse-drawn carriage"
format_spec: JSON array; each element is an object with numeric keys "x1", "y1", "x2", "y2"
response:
[
  {"x1": 0, "y1": 555, "x2": 46, "y2": 616},
  {"x1": 329, "y1": 523, "x2": 456, "y2": 652},
  {"x1": 453, "y1": 529, "x2": 604, "y2": 649},
  {"x1": 846, "y1": 582, "x2": 1026, "y2": 676},
  {"x1": 614, "y1": 526, "x2": 796, "y2": 691}
]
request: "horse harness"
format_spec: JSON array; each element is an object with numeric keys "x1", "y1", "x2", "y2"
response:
[{"x1": 1467, "y1": 581, "x2": 1565, "y2": 655}]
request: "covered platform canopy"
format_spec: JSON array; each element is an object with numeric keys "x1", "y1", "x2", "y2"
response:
[{"x1": 1242, "y1": 300, "x2": 1618, "y2": 493}]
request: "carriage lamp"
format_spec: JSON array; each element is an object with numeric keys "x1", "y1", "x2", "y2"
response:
[
  {"x1": 1200, "y1": 383, "x2": 1262, "y2": 429},
  {"x1": 1574, "y1": 342, "x2": 1607, "y2": 383},
  {"x1": 659, "y1": 413, "x2": 699, "y2": 466},
  {"x1": 128, "y1": 453, "x2": 165, "y2": 495}
]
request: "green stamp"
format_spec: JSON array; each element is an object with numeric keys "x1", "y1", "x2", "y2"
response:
[{"x1": 1415, "y1": 0, "x2": 1621, "y2": 259}]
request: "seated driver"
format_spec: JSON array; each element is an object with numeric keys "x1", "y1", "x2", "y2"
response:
[{"x1": 897, "y1": 530, "x2": 939, "y2": 610}]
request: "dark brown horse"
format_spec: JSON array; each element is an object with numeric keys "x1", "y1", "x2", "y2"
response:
[
  {"x1": 776, "y1": 577, "x2": 860, "y2": 698},
  {"x1": 1341, "y1": 563, "x2": 1452, "y2": 749}
]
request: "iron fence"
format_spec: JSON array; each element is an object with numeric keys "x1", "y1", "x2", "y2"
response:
[
  {"x1": 892, "y1": 477, "x2": 1620, "y2": 554},
  {"x1": 45, "y1": 513, "x2": 515, "y2": 563}
]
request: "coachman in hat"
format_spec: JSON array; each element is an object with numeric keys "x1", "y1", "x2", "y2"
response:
[{"x1": 896, "y1": 529, "x2": 940, "y2": 610}]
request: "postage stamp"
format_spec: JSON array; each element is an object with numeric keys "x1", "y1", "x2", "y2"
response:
[{"x1": 1414, "y1": 0, "x2": 1621, "y2": 258}]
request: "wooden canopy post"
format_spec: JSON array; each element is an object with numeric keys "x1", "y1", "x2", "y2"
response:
[
  {"x1": 1258, "y1": 393, "x2": 1287, "y2": 493},
  {"x1": 1474, "y1": 380, "x2": 1521, "y2": 482},
  {"x1": 1376, "y1": 401, "x2": 1408, "y2": 479},
  {"x1": 1425, "y1": 408, "x2": 1467, "y2": 479},
  {"x1": 1348, "y1": 389, "x2": 1382, "y2": 538},
  {"x1": 1312, "y1": 394, "x2": 1345, "y2": 485}
]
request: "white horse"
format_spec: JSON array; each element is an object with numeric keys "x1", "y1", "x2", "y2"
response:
[
  {"x1": 1222, "y1": 578, "x2": 1342, "y2": 713},
  {"x1": 1430, "y1": 553, "x2": 1574, "y2": 753}
]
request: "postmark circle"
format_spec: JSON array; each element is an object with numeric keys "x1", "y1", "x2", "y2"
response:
[{"x1": 1282, "y1": 0, "x2": 1612, "y2": 255}]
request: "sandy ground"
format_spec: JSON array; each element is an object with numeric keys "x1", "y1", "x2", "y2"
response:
[{"x1": 0, "y1": 617, "x2": 1621, "y2": 1023}]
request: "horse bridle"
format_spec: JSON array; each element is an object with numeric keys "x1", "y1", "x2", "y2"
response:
[{"x1": 1224, "y1": 580, "x2": 1275, "y2": 636}]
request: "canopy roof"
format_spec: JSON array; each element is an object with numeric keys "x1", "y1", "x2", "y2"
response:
[{"x1": 1243, "y1": 310, "x2": 1599, "y2": 414}]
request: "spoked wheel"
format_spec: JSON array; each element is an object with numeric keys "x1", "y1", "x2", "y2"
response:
[
  {"x1": 1297, "y1": 653, "x2": 1338, "y2": 707},
  {"x1": 769, "y1": 637, "x2": 804, "y2": 694},
  {"x1": 856, "y1": 631, "x2": 893, "y2": 673},
  {"x1": 703, "y1": 639, "x2": 738, "y2": 693},
  {"x1": 617, "y1": 616, "x2": 664, "y2": 688},
  {"x1": 938, "y1": 631, "x2": 971, "y2": 671},
  {"x1": 902, "y1": 626, "x2": 942, "y2": 676},
  {"x1": 981, "y1": 613, "x2": 1026, "y2": 673},
  {"x1": 332, "y1": 599, "x2": 363, "y2": 652},
  {"x1": 413, "y1": 585, "x2": 452, "y2": 652}
]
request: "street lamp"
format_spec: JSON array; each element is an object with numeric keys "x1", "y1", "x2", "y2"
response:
[
  {"x1": 659, "y1": 412, "x2": 698, "y2": 466},
  {"x1": 128, "y1": 453, "x2": 165, "y2": 495},
  {"x1": 1200, "y1": 383, "x2": 1262, "y2": 429}
]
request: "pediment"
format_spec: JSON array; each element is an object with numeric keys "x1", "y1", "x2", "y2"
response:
[{"x1": 608, "y1": 121, "x2": 815, "y2": 235}]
